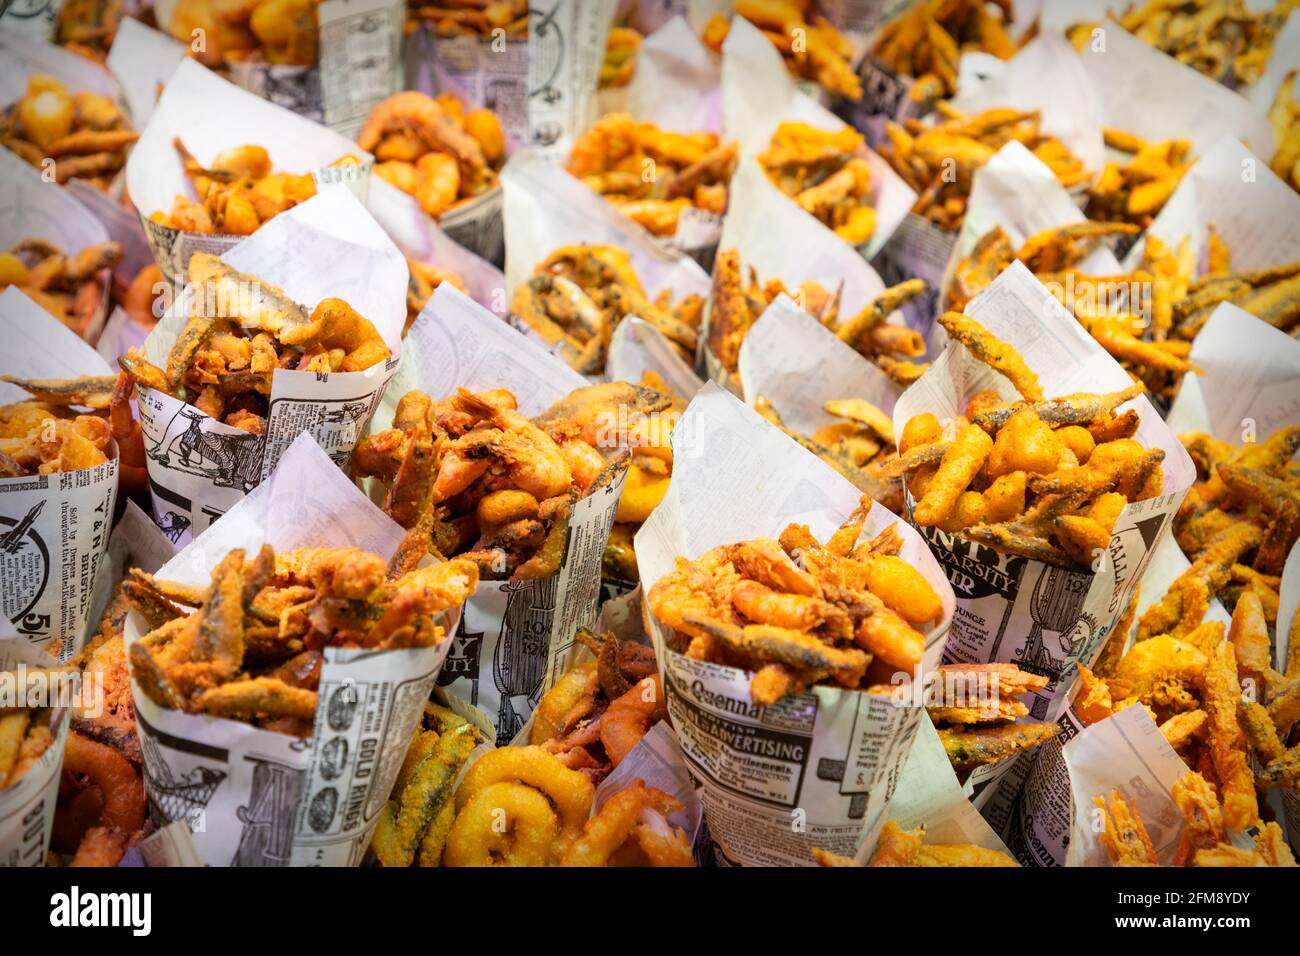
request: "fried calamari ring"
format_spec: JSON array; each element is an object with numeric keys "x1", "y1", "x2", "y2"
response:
[
  {"x1": 454, "y1": 746, "x2": 594, "y2": 844},
  {"x1": 443, "y1": 782, "x2": 559, "y2": 867},
  {"x1": 62, "y1": 731, "x2": 145, "y2": 835},
  {"x1": 560, "y1": 779, "x2": 688, "y2": 867}
]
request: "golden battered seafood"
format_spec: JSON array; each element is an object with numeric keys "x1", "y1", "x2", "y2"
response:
[
  {"x1": 512, "y1": 245, "x2": 703, "y2": 373},
  {"x1": 559, "y1": 779, "x2": 693, "y2": 867},
  {"x1": 1087, "y1": 130, "x2": 1194, "y2": 229},
  {"x1": 118, "y1": 252, "x2": 390, "y2": 434},
  {"x1": 648, "y1": 501, "x2": 944, "y2": 705},
  {"x1": 410, "y1": 0, "x2": 528, "y2": 38},
  {"x1": 0, "y1": 239, "x2": 122, "y2": 339},
  {"x1": 1, "y1": 75, "x2": 137, "y2": 190},
  {"x1": 404, "y1": 257, "x2": 468, "y2": 333},
  {"x1": 370, "y1": 702, "x2": 484, "y2": 867},
  {"x1": 600, "y1": 27, "x2": 641, "y2": 89},
  {"x1": 355, "y1": 382, "x2": 666, "y2": 581},
  {"x1": 0, "y1": 699, "x2": 57, "y2": 790},
  {"x1": 758, "y1": 122, "x2": 878, "y2": 245},
  {"x1": 168, "y1": 0, "x2": 321, "y2": 67},
  {"x1": 530, "y1": 629, "x2": 661, "y2": 785},
  {"x1": 708, "y1": 247, "x2": 928, "y2": 386},
  {"x1": 871, "y1": 0, "x2": 1019, "y2": 104},
  {"x1": 55, "y1": 0, "x2": 126, "y2": 61},
  {"x1": 567, "y1": 114, "x2": 737, "y2": 237},
  {"x1": 892, "y1": 315, "x2": 1162, "y2": 570},
  {"x1": 126, "y1": 545, "x2": 477, "y2": 735},
  {"x1": 701, "y1": 2, "x2": 862, "y2": 101},
  {"x1": 360, "y1": 90, "x2": 504, "y2": 218},
  {"x1": 848, "y1": 820, "x2": 1017, "y2": 867},
  {"x1": 1269, "y1": 70, "x2": 1300, "y2": 193},
  {"x1": 877, "y1": 104, "x2": 1089, "y2": 231},
  {"x1": 150, "y1": 137, "x2": 358, "y2": 235},
  {"x1": 1095, "y1": 772, "x2": 1296, "y2": 867}
]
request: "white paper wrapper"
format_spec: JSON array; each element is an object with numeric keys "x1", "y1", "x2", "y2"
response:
[
  {"x1": 607, "y1": 317, "x2": 705, "y2": 400},
  {"x1": 1078, "y1": 21, "x2": 1275, "y2": 159},
  {"x1": 0, "y1": 631, "x2": 71, "y2": 867},
  {"x1": 950, "y1": 33, "x2": 1104, "y2": 176},
  {"x1": 96, "y1": 305, "x2": 153, "y2": 367},
  {"x1": 365, "y1": 178, "x2": 507, "y2": 315},
  {"x1": 625, "y1": 15, "x2": 721, "y2": 135},
  {"x1": 635, "y1": 384, "x2": 955, "y2": 866},
  {"x1": 0, "y1": 145, "x2": 117, "y2": 341},
  {"x1": 0, "y1": 287, "x2": 119, "y2": 658},
  {"x1": 501, "y1": 149, "x2": 711, "y2": 378},
  {"x1": 106, "y1": 17, "x2": 187, "y2": 130},
  {"x1": 134, "y1": 185, "x2": 404, "y2": 545},
  {"x1": 738, "y1": 293, "x2": 899, "y2": 433},
  {"x1": 710, "y1": 157, "x2": 900, "y2": 387},
  {"x1": 1125, "y1": 137, "x2": 1300, "y2": 274},
  {"x1": 126, "y1": 58, "x2": 373, "y2": 284},
  {"x1": 315, "y1": 0, "x2": 404, "y2": 137},
  {"x1": 377, "y1": 284, "x2": 627, "y2": 745},
  {"x1": 603, "y1": 15, "x2": 726, "y2": 262},
  {"x1": 721, "y1": 16, "x2": 914, "y2": 261},
  {"x1": 893, "y1": 262, "x2": 1196, "y2": 720},
  {"x1": 857, "y1": 711, "x2": 1012, "y2": 861},
  {"x1": 124, "y1": 433, "x2": 459, "y2": 866}
]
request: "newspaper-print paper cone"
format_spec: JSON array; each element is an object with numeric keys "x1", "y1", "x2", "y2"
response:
[
  {"x1": 721, "y1": 16, "x2": 915, "y2": 262},
  {"x1": 123, "y1": 434, "x2": 463, "y2": 866},
  {"x1": 404, "y1": 27, "x2": 530, "y2": 152},
  {"x1": 636, "y1": 384, "x2": 955, "y2": 866},
  {"x1": 609, "y1": 15, "x2": 725, "y2": 266},
  {"x1": 892, "y1": 262, "x2": 1196, "y2": 722},
  {"x1": 366, "y1": 177, "x2": 508, "y2": 315},
  {"x1": 501, "y1": 150, "x2": 711, "y2": 381},
  {"x1": 133, "y1": 185, "x2": 405, "y2": 545},
  {"x1": 379, "y1": 285, "x2": 627, "y2": 745},
  {"x1": 1125, "y1": 137, "x2": 1300, "y2": 273},
  {"x1": 106, "y1": 18, "x2": 187, "y2": 130},
  {"x1": 856, "y1": 711, "x2": 1013, "y2": 862},
  {"x1": 1080, "y1": 21, "x2": 1275, "y2": 159},
  {"x1": 126, "y1": 58, "x2": 373, "y2": 284},
  {"x1": 706, "y1": 158, "x2": 894, "y2": 391},
  {"x1": 737, "y1": 293, "x2": 902, "y2": 501},
  {"x1": 1276, "y1": 543, "x2": 1300, "y2": 853},
  {"x1": 0, "y1": 288, "x2": 119, "y2": 658},
  {"x1": 523, "y1": 0, "x2": 615, "y2": 162},
  {"x1": 0, "y1": 148, "x2": 116, "y2": 342},
  {"x1": 0, "y1": 632, "x2": 70, "y2": 867}
]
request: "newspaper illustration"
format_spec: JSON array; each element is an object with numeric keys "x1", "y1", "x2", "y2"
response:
[
  {"x1": 501, "y1": 149, "x2": 711, "y2": 379},
  {"x1": 105, "y1": 17, "x2": 187, "y2": 130},
  {"x1": 1126, "y1": 137, "x2": 1300, "y2": 274},
  {"x1": 893, "y1": 262, "x2": 1196, "y2": 721},
  {"x1": 635, "y1": 384, "x2": 955, "y2": 866},
  {"x1": 0, "y1": 0, "x2": 57, "y2": 39},
  {"x1": 0, "y1": 631, "x2": 71, "y2": 867},
  {"x1": 316, "y1": 0, "x2": 404, "y2": 137},
  {"x1": 856, "y1": 711, "x2": 1013, "y2": 862},
  {"x1": 0, "y1": 287, "x2": 119, "y2": 658},
  {"x1": 123, "y1": 433, "x2": 462, "y2": 866},
  {"x1": 1078, "y1": 20, "x2": 1275, "y2": 159},
  {"x1": 375, "y1": 284, "x2": 628, "y2": 745},
  {"x1": 707, "y1": 157, "x2": 891, "y2": 391},
  {"x1": 525, "y1": 0, "x2": 616, "y2": 161},
  {"x1": 721, "y1": 15, "x2": 915, "y2": 262},
  {"x1": 0, "y1": 145, "x2": 116, "y2": 341},
  {"x1": 404, "y1": 26, "x2": 529, "y2": 152},
  {"x1": 133, "y1": 185, "x2": 405, "y2": 544},
  {"x1": 126, "y1": 58, "x2": 373, "y2": 284}
]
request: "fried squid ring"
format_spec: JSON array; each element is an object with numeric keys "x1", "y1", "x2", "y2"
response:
[
  {"x1": 454, "y1": 746, "x2": 594, "y2": 843},
  {"x1": 63, "y1": 731, "x2": 145, "y2": 834},
  {"x1": 443, "y1": 782, "x2": 558, "y2": 867}
]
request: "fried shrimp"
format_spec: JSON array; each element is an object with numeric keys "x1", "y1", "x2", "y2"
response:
[
  {"x1": 599, "y1": 676, "x2": 666, "y2": 769},
  {"x1": 559, "y1": 780, "x2": 692, "y2": 867}
]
